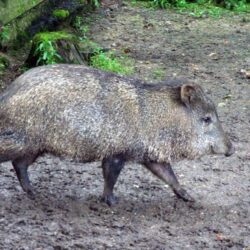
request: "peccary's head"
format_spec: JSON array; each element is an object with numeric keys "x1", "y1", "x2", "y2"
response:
[{"x1": 180, "y1": 84, "x2": 234, "y2": 158}]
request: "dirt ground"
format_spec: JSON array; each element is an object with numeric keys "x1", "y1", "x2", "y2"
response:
[{"x1": 0, "y1": 2, "x2": 250, "y2": 250}]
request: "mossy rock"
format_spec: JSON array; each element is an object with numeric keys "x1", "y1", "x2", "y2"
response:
[{"x1": 26, "y1": 31, "x2": 86, "y2": 66}]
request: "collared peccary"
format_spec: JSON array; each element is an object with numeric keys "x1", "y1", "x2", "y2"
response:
[{"x1": 0, "y1": 64, "x2": 233, "y2": 205}]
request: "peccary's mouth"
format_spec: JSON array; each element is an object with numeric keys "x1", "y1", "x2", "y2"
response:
[
  {"x1": 225, "y1": 144, "x2": 234, "y2": 157},
  {"x1": 210, "y1": 145, "x2": 234, "y2": 157},
  {"x1": 210, "y1": 145, "x2": 221, "y2": 155},
  {"x1": 210, "y1": 146, "x2": 215, "y2": 155}
]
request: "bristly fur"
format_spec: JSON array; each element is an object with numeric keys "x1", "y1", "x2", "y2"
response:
[{"x1": 0, "y1": 64, "x2": 230, "y2": 165}]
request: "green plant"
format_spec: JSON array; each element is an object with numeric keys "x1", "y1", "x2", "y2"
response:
[
  {"x1": 134, "y1": 0, "x2": 249, "y2": 14},
  {"x1": 34, "y1": 40, "x2": 62, "y2": 65},
  {"x1": 73, "y1": 16, "x2": 89, "y2": 38},
  {"x1": 0, "y1": 62, "x2": 5, "y2": 74},
  {"x1": 90, "y1": 0, "x2": 100, "y2": 8},
  {"x1": 90, "y1": 50, "x2": 134, "y2": 75},
  {"x1": 0, "y1": 24, "x2": 10, "y2": 45},
  {"x1": 152, "y1": 0, "x2": 171, "y2": 8},
  {"x1": 151, "y1": 0, "x2": 189, "y2": 8},
  {"x1": 0, "y1": 55, "x2": 9, "y2": 74},
  {"x1": 73, "y1": 16, "x2": 82, "y2": 30},
  {"x1": 181, "y1": 1, "x2": 232, "y2": 17},
  {"x1": 214, "y1": 0, "x2": 247, "y2": 10},
  {"x1": 19, "y1": 65, "x2": 30, "y2": 73},
  {"x1": 231, "y1": 0, "x2": 249, "y2": 11}
]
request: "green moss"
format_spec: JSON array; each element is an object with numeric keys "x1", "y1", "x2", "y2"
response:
[
  {"x1": 52, "y1": 9, "x2": 70, "y2": 19},
  {"x1": 33, "y1": 31, "x2": 77, "y2": 44}
]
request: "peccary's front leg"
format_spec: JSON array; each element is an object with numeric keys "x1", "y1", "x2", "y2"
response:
[
  {"x1": 12, "y1": 154, "x2": 38, "y2": 198},
  {"x1": 144, "y1": 162, "x2": 194, "y2": 202},
  {"x1": 101, "y1": 154, "x2": 125, "y2": 206}
]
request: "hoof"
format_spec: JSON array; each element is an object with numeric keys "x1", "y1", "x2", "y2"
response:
[
  {"x1": 174, "y1": 187, "x2": 195, "y2": 202},
  {"x1": 101, "y1": 194, "x2": 119, "y2": 206},
  {"x1": 24, "y1": 188, "x2": 35, "y2": 200}
]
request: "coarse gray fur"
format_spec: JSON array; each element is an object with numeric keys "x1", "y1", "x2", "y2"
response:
[{"x1": 0, "y1": 64, "x2": 233, "y2": 204}]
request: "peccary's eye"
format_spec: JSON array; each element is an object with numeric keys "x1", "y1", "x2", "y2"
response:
[{"x1": 201, "y1": 116, "x2": 212, "y2": 124}]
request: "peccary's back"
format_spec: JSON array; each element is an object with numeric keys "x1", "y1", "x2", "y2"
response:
[
  {"x1": 0, "y1": 64, "x2": 193, "y2": 163},
  {"x1": 0, "y1": 65, "x2": 144, "y2": 161}
]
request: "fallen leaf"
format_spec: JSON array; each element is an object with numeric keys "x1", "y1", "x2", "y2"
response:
[{"x1": 123, "y1": 48, "x2": 131, "y2": 54}]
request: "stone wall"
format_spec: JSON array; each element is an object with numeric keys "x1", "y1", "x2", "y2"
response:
[{"x1": 0, "y1": 0, "x2": 45, "y2": 25}]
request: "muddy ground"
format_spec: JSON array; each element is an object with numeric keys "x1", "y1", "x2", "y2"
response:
[{"x1": 0, "y1": 2, "x2": 250, "y2": 250}]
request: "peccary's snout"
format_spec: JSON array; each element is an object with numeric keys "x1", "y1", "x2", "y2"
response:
[{"x1": 211, "y1": 131, "x2": 234, "y2": 157}]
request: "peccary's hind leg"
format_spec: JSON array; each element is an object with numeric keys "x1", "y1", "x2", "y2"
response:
[
  {"x1": 144, "y1": 162, "x2": 194, "y2": 202},
  {"x1": 101, "y1": 154, "x2": 125, "y2": 206},
  {"x1": 12, "y1": 154, "x2": 38, "y2": 198}
]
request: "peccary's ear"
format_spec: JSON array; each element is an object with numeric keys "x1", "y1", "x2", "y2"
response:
[{"x1": 180, "y1": 84, "x2": 201, "y2": 107}]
